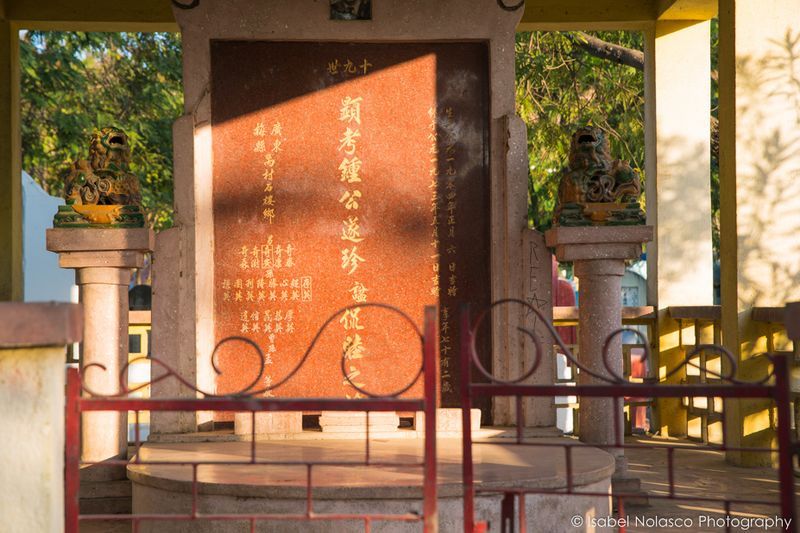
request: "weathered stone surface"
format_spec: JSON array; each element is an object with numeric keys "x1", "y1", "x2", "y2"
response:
[{"x1": 0, "y1": 345, "x2": 67, "y2": 532}]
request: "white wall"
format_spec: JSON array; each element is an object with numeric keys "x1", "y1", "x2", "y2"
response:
[{"x1": 22, "y1": 171, "x2": 74, "y2": 302}]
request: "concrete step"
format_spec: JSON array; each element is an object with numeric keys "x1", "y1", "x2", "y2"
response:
[
  {"x1": 79, "y1": 496, "x2": 132, "y2": 515},
  {"x1": 80, "y1": 479, "x2": 132, "y2": 515},
  {"x1": 612, "y1": 476, "x2": 650, "y2": 507}
]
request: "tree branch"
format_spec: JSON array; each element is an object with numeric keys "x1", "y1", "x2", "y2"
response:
[
  {"x1": 569, "y1": 31, "x2": 644, "y2": 70},
  {"x1": 568, "y1": 31, "x2": 719, "y2": 161}
]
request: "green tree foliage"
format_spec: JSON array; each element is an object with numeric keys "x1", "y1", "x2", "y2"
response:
[
  {"x1": 516, "y1": 31, "x2": 645, "y2": 231},
  {"x1": 20, "y1": 31, "x2": 183, "y2": 230}
]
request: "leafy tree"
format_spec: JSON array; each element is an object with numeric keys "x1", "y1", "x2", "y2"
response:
[
  {"x1": 518, "y1": 28, "x2": 720, "y2": 256},
  {"x1": 516, "y1": 30, "x2": 645, "y2": 231},
  {"x1": 20, "y1": 31, "x2": 183, "y2": 230}
]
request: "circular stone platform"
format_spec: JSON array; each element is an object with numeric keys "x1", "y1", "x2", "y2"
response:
[{"x1": 129, "y1": 438, "x2": 614, "y2": 532}]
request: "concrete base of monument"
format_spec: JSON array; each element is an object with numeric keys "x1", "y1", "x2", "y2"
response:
[
  {"x1": 129, "y1": 438, "x2": 614, "y2": 532},
  {"x1": 155, "y1": 409, "x2": 495, "y2": 442},
  {"x1": 319, "y1": 410, "x2": 402, "y2": 434},
  {"x1": 147, "y1": 424, "x2": 562, "y2": 443}
]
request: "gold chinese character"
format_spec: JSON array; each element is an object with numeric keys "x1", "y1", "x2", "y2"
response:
[
  {"x1": 343, "y1": 59, "x2": 357, "y2": 74},
  {"x1": 349, "y1": 281, "x2": 368, "y2": 303},
  {"x1": 343, "y1": 365, "x2": 365, "y2": 387},
  {"x1": 254, "y1": 140, "x2": 266, "y2": 153},
  {"x1": 272, "y1": 139, "x2": 282, "y2": 153},
  {"x1": 327, "y1": 59, "x2": 340, "y2": 75},
  {"x1": 341, "y1": 216, "x2": 364, "y2": 243},
  {"x1": 360, "y1": 59, "x2": 372, "y2": 74},
  {"x1": 341, "y1": 246, "x2": 365, "y2": 275},
  {"x1": 339, "y1": 96, "x2": 363, "y2": 125},
  {"x1": 339, "y1": 190, "x2": 362, "y2": 210},
  {"x1": 338, "y1": 156, "x2": 363, "y2": 183},
  {"x1": 343, "y1": 333, "x2": 366, "y2": 360},
  {"x1": 340, "y1": 308, "x2": 365, "y2": 330},
  {"x1": 253, "y1": 122, "x2": 266, "y2": 137},
  {"x1": 264, "y1": 153, "x2": 276, "y2": 168},
  {"x1": 263, "y1": 168, "x2": 275, "y2": 181},
  {"x1": 263, "y1": 208, "x2": 276, "y2": 223},
  {"x1": 271, "y1": 122, "x2": 283, "y2": 137},
  {"x1": 338, "y1": 128, "x2": 361, "y2": 155},
  {"x1": 263, "y1": 195, "x2": 275, "y2": 206}
]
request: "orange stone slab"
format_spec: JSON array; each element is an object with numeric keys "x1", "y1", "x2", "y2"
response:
[{"x1": 210, "y1": 41, "x2": 491, "y2": 410}]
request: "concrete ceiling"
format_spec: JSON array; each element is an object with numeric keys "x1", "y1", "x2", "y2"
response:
[{"x1": 3, "y1": 0, "x2": 717, "y2": 27}]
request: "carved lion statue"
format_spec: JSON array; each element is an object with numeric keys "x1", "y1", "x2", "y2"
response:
[
  {"x1": 64, "y1": 127, "x2": 142, "y2": 207},
  {"x1": 55, "y1": 126, "x2": 145, "y2": 228},
  {"x1": 554, "y1": 126, "x2": 644, "y2": 226}
]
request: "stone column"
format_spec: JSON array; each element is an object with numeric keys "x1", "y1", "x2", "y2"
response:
[
  {"x1": 546, "y1": 226, "x2": 653, "y2": 481},
  {"x1": 643, "y1": 20, "x2": 714, "y2": 438},
  {"x1": 0, "y1": 302, "x2": 82, "y2": 533},
  {"x1": 47, "y1": 228, "x2": 153, "y2": 480},
  {"x1": 718, "y1": 0, "x2": 800, "y2": 466}
]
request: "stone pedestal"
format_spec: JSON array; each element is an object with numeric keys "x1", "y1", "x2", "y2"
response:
[
  {"x1": 47, "y1": 228, "x2": 153, "y2": 480},
  {"x1": 319, "y1": 411, "x2": 400, "y2": 436},
  {"x1": 0, "y1": 303, "x2": 82, "y2": 532},
  {"x1": 545, "y1": 226, "x2": 652, "y2": 481},
  {"x1": 234, "y1": 412, "x2": 303, "y2": 437}
]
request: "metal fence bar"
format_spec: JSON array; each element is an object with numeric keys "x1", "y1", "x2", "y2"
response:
[
  {"x1": 422, "y1": 306, "x2": 439, "y2": 533},
  {"x1": 459, "y1": 302, "x2": 798, "y2": 533},
  {"x1": 775, "y1": 353, "x2": 796, "y2": 529},
  {"x1": 66, "y1": 304, "x2": 438, "y2": 531},
  {"x1": 460, "y1": 305, "x2": 477, "y2": 533},
  {"x1": 65, "y1": 368, "x2": 81, "y2": 533}
]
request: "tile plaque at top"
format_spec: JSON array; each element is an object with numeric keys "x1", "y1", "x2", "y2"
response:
[{"x1": 211, "y1": 41, "x2": 491, "y2": 407}]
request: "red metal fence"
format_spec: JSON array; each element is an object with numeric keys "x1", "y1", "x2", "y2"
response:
[
  {"x1": 65, "y1": 304, "x2": 439, "y2": 532},
  {"x1": 460, "y1": 299, "x2": 797, "y2": 533}
]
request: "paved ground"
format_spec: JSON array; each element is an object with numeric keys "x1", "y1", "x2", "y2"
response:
[
  {"x1": 624, "y1": 436, "x2": 796, "y2": 533},
  {"x1": 80, "y1": 435, "x2": 798, "y2": 532}
]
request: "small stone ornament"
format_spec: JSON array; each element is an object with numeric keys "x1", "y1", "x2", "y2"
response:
[
  {"x1": 53, "y1": 127, "x2": 145, "y2": 228},
  {"x1": 330, "y1": 0, "x2": 371, "y2": 20},
  {"x1": 553, "y1": 126, "x2": 645, "y2": 226}
]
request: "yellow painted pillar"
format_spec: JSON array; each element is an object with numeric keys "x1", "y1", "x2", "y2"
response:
[
  {"x1": 644, "y1": 20, "x2": 714, "y2": 437},
  {"x1": 0, "y1": 17, "x2": 22, "y2": 301},
  {"x1": 718, "y1": 0, "x2": 800, "y2": 466}
]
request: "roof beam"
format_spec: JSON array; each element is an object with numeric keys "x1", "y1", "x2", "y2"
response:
[
  {"x1": 656, "y1": 0, "x2": 717, "y2": 20},
  {"x1": 7, "y1": 0, "x2": 175, "y2": 25},
  {"x1": 519, "y1": 0, "x2": 657, "y2": 30}
]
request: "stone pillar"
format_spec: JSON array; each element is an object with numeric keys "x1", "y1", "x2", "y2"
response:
[
  {"x1": 0, "y1": 302, "x2": 82, "y2": 533},
  {"x1": 643, "y1": 20, "x2": 714, "y2": 437},
  {"x1": 47, "y1": 228, "x2": 153, "y2": 480},
  {"x1": 0, "y1": 16, "x2": 22, "y2": 301},
  {"x1": 520, "y1": 229, "x2": 557, "y2": 431},
  {"x1": 718, "y1": 0, "x2": 800, "y2": 466},
  {"x1": 546, "y1": 226, "x2": 653, "y2": 479}
]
